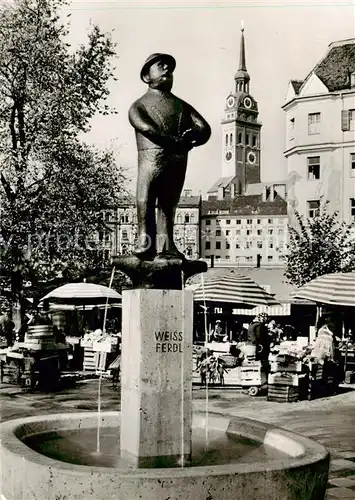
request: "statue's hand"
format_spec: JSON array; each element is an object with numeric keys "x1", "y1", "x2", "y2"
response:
[{"x1": 181, "y1": 129, "x2": 197, "y2": 149}]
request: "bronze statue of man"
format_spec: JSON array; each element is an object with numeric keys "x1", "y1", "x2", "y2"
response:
[{"x1": 129, "y1": 53, "x2": 211, "y2": 260}]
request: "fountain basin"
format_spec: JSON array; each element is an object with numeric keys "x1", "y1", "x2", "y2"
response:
[{"x1": 1, "y1": 411, "x2": 329, "y2": 500}]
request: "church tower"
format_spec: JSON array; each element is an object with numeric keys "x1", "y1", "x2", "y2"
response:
[{"x1": 221, "y1": 26, "x2": 262, "y2": 194}]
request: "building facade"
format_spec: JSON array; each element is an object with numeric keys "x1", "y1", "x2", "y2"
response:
[
  {"x1": 200, "y1": 28, "x2": 288, "y2": 267},
  {"x1": 100, "y1": 193, "x2": 202, "y2": 260},
  {"x1": 284, "y1": 38, "x2": 355, "y2": 224},
  {"x1": 200, "y1": 197, "x2": 288, "y2": 267}
]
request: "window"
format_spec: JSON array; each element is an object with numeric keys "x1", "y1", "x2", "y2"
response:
[
  {"x1": 252, "y1": 135, "x2": 257, "y2": 147},
  {"x1": 190, "y1": 214, "x2": 195, "y2": 223},
  {"x1": 246, "y1": 230, "x2": 251, "y2": 235},
  {"x1": 225, "y1": 134, "x2": 228, "y2": 146},
  {"x1": 226, "y1": 230, "x2": 230, "y2": 236},
  {"x1": 308, "y1": 200, "x2": 320, "y2": 218},
  {"x1": 216, "y1": 219, "x2": 221, "y2": 226},
  {"x1": 289, "y1": 117, "x2": 295, "y2": 139},
  {"x1": 205, "y1": 241, "x2": 211, "y2": 250},
  {"x1": 351, "y1": 72, "x2": 355, "y2": 87},
  {"x1": 246, "y1": 256, "x2": 253, "y2": 262},
  {"x1": 230, "y1": 133, "x2": 233, "y2": 146},
  {"x1": 237, "y1": 148, "x2": 243, "y2": 162},
  {"x1": 257, "y1": 219, "x2": 261, "y2": 224},
  {"x1": 350, "y1": 110, "x2": 355, "y2": 131},
  {"x1": 216, "y1": 229, "x2": 221, "y2": 237},
  {"x1": 226, "y1": 219, "x2": 231, "y2": 225},
  {"x1": 245, "y1": 241, "x2": 250, "y2": 249},
  {"x1": 268, "y1": 229, "x2": 273, "y2": 235},
  {"x1": 268, "y1": 255, "x2": 273, "y2": 261},
  {"x1": 238, "y1": 132, "x2": 242, "y2": 144},
  {"x1": 184, "y1": 214, "x2": 190, "y2": 223},
  {"x1": 351, "y1": 153, "x2": 355, "y2": 177},
  {"x1": 269, "y1": 241, "x2": 274, "y2": 249},
  {"x1": 307, "y1": 156, "x2": 320, "y2": 180},
  {"x1": 236, "y1": 230, "x2": 241, "y2": 235},
  {"x1": 247, "y1": 219, "x2": 252, "y2": 224},
  {"x1": 226, "y1": 242, "x2": 230, "y2": 249},
  {"x1": 308, "y1": 112, "x2": 320, "y2": 135},
  {"x1": 236, "y1": 243, "x2": 240, "y2": 249},
  {"x1": 257, "y1": 241, "x2": 263, "y2": 249},
  {"x1": 236, "y1": 219, "x2": 241, "y2": 225},
  {"x1": 257, "y1": 229, "x2": 262, "y2": 236},
  {"x1": 205, "y1": 220, "x2": 211, "y2": 225},
  {"x1": 246, "y1": 134, "x2": 250, "y2": 145},
  {"x1": 278, "y1": 229, "x2": 284, "y2": 235},
  {"x1": 216, "y1": 241, "x2": 221, "y2": 250},
  {"x1": 268, "y1": 219, "x2": 273, "y2": 224},
  {"x1": 121, "y1": 230, "x2": 128, "y2": 240},
  {"x1": 351, "y1": 198, "x2": 355, "y2": 220}
]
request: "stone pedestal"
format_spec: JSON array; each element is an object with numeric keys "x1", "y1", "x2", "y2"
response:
[{"x1": 120, "y1": 289, "x2": 193, "y2": 467}]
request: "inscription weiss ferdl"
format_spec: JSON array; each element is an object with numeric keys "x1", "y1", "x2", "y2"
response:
[{"x1": 154, "y1": 331, "x2": 183, "y2": 353}]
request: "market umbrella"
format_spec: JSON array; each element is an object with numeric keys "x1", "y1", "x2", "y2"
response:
[
  {"x1": 293, "y1": 272, "x2": 355, "y2": 308},
  {"x1": 40, "y1": 282, "x2": 121, "y2": 305},
  {"x1": 190, "y1": 273, "x2": 280, "y2": 307}
]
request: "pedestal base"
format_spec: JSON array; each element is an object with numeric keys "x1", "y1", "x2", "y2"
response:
[
  {"x1": 111, "y1": 254, "x2": 207, "y2": 289},
  {"x1": 120, "y1": 289, "x2": 193, "y2": 465}
]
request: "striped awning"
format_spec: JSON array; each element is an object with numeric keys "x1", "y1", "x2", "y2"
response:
[
  {"x1": 293, "y1": 272, "x2": 355, "y2": 307},
  {"x1": 41, "y1": 283, "x2": 121, "y2": 304},
  {"x1": 190, "y1": 274, "x2": 280, "y2": 307}
]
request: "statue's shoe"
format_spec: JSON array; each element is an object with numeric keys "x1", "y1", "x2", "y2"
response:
[
  {"x1": 133, "y1": 248, "x2": 156, "y2": 261},
  {"x1": 156, "y1": 250, "x2": 186, "y2": 261}
]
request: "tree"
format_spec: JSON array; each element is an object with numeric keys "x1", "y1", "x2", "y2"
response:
[
  {"x1": 284, "y1": 200, "x2": 355, "y2": 288},
  {"x1": 0, "y1": 0, "x2": 125, "y2": 312}
]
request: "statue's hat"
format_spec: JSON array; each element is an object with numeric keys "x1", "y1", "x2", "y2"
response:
[{"x1": 140, "y1": 53, "x2": 176, "y2": 82}]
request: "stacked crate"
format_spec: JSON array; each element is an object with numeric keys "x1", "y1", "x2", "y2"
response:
[
  {"x1": 1, "y1": 359, "x2": 21, "y2": 384},
  {"x1": 308, "y1": 360, "x2": 339, "y2": 400},
  {"x1": 23, "y1": 325, "x2": 56, "y2": 350},
  {"x1": 267, "y1": 354, "x2": 307, "y2": 403},
  {"x1": 267, "y1": 372, "x2": 308, "y2": 402}
]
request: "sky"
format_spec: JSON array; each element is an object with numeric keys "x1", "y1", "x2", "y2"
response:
[{"x1": 65, "y1": 0, "x2": 355, "y2": 195}]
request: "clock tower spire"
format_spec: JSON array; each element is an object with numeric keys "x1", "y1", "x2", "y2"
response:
[
  {"x1": 235, "y1": 23, "x2": 250, "y2": 93},
  {"x1": 221, "y1": 24, "x2": 262, "y2": 192}
]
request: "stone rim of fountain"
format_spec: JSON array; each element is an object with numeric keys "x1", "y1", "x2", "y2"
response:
[{"x1": 1, "y1": 411, "x2": 329, "y2": 476}]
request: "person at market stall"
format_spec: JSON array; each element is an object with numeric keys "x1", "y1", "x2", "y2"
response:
[
  {"x1": 0, "y1": 309, "x2": 15, "y2": 347},
  {"x1": 247, "y1": 313, "x2": 270, "y2": 362}
]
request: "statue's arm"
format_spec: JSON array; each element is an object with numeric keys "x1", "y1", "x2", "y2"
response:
[
  {"x1": 129, "y1": 102, "x2": 179, "y2": 150},
  {"x1": 186, "y1": 107, "x2": 211, "y2": 147}
]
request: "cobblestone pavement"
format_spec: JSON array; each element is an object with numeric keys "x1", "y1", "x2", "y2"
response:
[{"x1": 1, "y1": 379, "x2": 354, "y2": 499}]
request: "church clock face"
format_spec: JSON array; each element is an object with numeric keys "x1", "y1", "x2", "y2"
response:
[
  {"x1": 243, "y1": 97, "x2": 252, "y2": 109},
  {"x1": 247, "y1": 151, "x2": 256, "y2": 164},
  {"x1": 225, "y1": 150, "x2": 233, "y2": 162},
  {"x1": 227, "y1": 96, "x2": 235, "y2": 108}
]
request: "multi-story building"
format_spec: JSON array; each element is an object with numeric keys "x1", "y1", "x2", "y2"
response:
[
  {"x1": 283, "y1": 38, "x2": 355, "y2": 224},
  {"x1": 100, "y1": 192, "x2": 202, "y2": 260},
  {"x1": 200, "y1": 28, "x2": 288, "y2": 267}
]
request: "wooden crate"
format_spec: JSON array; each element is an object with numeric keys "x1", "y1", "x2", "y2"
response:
[{"x1": 267, "y1": 384, "x2": 300, "y2": 403}]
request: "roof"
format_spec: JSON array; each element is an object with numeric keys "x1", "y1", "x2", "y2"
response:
[
  {"x1": 177, "y1": 196, "x2": 201, "y2": 207},
  {"x1": 245, "y1": 183, "x2": 264, "y2": 196},
  {"x1": 207, "y1": 176, "x2": 235, "y2": 193},
  {"x1": 187, "y1": 267, "x2": 308, "y2": 304},
  {"x1": 314, "y1": 41, "x2": 355, "y2": 91},
  {"x1": 116, "y1": 195, "x2": 201, "y2": 208},
  {"x1": 290, "y1": 80, "x2": 303, "y2": 94},
  {"x1": 201, "y1": 194, "x2": 288, "y2": 217}
]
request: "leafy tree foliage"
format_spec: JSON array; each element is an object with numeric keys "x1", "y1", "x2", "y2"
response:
[
  {"x1": 0, "y1": 0, "x2": 125, "y2": 309},
  {"x1": 284, "y1": 200, "x2": 355, "y2": 287}
]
